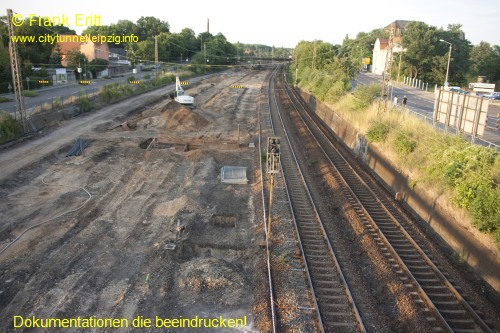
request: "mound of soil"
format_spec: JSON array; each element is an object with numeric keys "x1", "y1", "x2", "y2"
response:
[{"x1": 161, "y1": 101, "x2": 209, "y2": 131}]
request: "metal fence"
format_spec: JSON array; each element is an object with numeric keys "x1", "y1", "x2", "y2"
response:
[{"x1": 397, "y1": 105, "x2": 500, "y2": 150}]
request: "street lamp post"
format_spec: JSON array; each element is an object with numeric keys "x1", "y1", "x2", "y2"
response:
[{"x1": 440, "y1": 39, "x2": 452, "y2": 87}]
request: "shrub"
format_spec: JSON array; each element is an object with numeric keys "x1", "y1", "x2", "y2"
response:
[
  {"x1": 366, "y1": 121, "x2": 390, "y2": 142},
  {"x1": 119, "y1": 84, "x2": 133, "y2": 95},
  {"x1": 394, "y1": 131, "x2": 416, "y2": 156},
  {"x1": 468, "y1": 181, "x2": 500, "y2": 234},
  {"x1": 79, "y1": 97, "x2": 91, "y2": 112},
  {"x1": 353, "y1": 83, "x2": 382, "y2": 109},
  {"x1": 423, "y1": 141, "x2": 500, "y2": 243},
  {"x1": 100, "y1": 85, "x2": 121, "y2": 103},
  {"x1": 0, "y1": 112, "x2": 21, "y2": 143},
  {"x1": 53, "y1": 97, "x2": 62, "y2": 109},
  {"x1": 325, "y1": 80, "x2": 349, "y2": 103}
]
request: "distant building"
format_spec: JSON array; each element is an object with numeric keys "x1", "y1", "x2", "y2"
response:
[
  {"x1": 57, "y1": 35, "x2": 81, "y2": 67},
  {"x1": 371, "y1": 20, "x2": 409, "y2": 75},
  {"x1": 57, "y1": 35, "x2": 110, "y2": 71},
  {"x1": 107, "y1": 47, "x2": 130, "y2": 77},
  {"x1": 372, "y1": 36, "x2": 404, "y2": 75},
  {"x1": 80, "y1": 40, "x2": 109, "y2": 62}
]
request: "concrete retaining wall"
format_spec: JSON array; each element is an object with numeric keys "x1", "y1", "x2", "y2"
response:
[{"x1": 299, "y1": 90, "x2": 500, "y2": 293}]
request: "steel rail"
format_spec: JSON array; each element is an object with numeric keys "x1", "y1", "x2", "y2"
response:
[
  {"x1": 282, "y1": 69, "x2": 494, "y2": 333},
  {"x1": 270, "y1": 66, "x2": 366, "y2": 332}
]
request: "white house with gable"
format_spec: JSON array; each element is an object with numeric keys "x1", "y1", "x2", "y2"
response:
[{"x1": 371, "y1": 20, "x2": 409, "y2": 75}]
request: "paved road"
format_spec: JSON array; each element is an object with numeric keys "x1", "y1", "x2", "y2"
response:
[
  {"x1": 0, "y1": 70, "x2": 149, "y2": 115},
  {"x1": 354, "y1": 72, "x2": 500, "y2": 148}
]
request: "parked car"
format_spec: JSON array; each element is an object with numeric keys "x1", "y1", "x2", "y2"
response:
[
  {"x1": 444, "y1": 86, "x2": 461, "y2": 92},
  {"x1": 483, "y1": 92, "x2": 500, "y2": 100}
]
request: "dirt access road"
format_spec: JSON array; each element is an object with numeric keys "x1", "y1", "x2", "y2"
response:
[{"x1": 0, "y1": 69, "x2": 269, "y2": 332}]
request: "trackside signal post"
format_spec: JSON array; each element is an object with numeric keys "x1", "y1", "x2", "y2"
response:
[{"x1": 266, "y1": 137, "x2": 281, "y2": 241}]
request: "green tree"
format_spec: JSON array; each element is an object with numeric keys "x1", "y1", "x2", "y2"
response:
[
  {"x1": 493, "y1": 45, "x2": 500, "y2": 85},
  {"x1": 89, "y1": 58, "x2": 109, "y2": 77},
  {"x1": 48, "y1": 43, "x2": 63, "y2": 68},
  {"x1": 82, "y1": 25, "x2": 113, "y2": 38},
  {"x1": 401, "y1": 21, "x2": 439, "y2": 82},
  {"x1": 0, "y1": 20, "x2": 10, "y2": 92},
  {"x1": 136, "y1": 16, "x2": 169, "y2": 41},
  {"x1": 292, "y1": 40, "x2": 354, "y2": 102},
  {"x1": 126, "y1": 38, "x2": 154, "y2": 62},
  {"x1": 400, "y1": 22, "x2": 471, "y2": 86},
  {"x1": 438, "y1": 24, "x2": 471, "y2": 86},
  {"x1": 65, "y1": 50, "x2": 88, "y2": 79},
  {"x1": 352, "y1": 30, "x2": 381, "y2": 66},
  {"x1": 294, "y1": 40, "x2": 325, "y2": 70},
  {"x1": 469, "y1": 41, "x2": 499, "y2": 82},
  {"x1": 178, "y1": 28, "x2": 199, "y2": 61},
  {"x1": 112, "y1": 20, "x2": 138, "y2": 36},
  {"x1": 14, "y1": 16, "x2": 75, "y2": 70},
  {"x1": 83, "y1": 20, "x2": 138, "y2": 48},
  {"x1": 197, "y1": 33, "x2": 236, "y2": 66}
]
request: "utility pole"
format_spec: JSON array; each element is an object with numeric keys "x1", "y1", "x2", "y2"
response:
[
  {"x1": 6, "y1": 9, "x2": 27, "y2": 131},
  {"x1": 204, "y1": 43, "x2": 206, "y2": 64},
  {"x1": 439, "y1": 39, "x2": 452, "y2": 87},
  {"x1": 204, "y1": 43, "x2": 207, "y2": 73},
  {"x1": 378, "y1": 23, "x2": 395, "y2": 113},
  {"x1": 154, "y1": 35, "x2": 159, "y2": 80}
]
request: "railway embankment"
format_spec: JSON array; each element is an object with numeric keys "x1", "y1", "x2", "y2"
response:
[{"x1": 299, "y1": 90, "x2": 500, "y2": 293}]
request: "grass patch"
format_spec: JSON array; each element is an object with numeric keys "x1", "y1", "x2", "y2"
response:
[
  {"x1": 79, "y1": 97, "x2": 91, "y2": 112},
  {"x1": 332, "y1": 97, "x2": 500, "y2": 246},
  {"x1": 0, "y1": 96, "x2": 11, "y2": 103},
  {"x1": 393, "y1": 131, "x2": 416, "y2": 156},
  {"x1": 0, "y1": 112, "x2": 21, "y2": 143},
  {"x1": 353, "y1": 83, "x2": 381, "y2": 109},
  {"x1": 22, "y1": 90, "x2": 38, "y2": 97},
  {"x1": 367, "y1": 121, "x2": 391, "y2": 142}
]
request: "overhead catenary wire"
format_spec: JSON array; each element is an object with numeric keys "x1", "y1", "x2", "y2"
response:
[
  {"x1": 7, "y1": 10, "x2": 245, "y2": 70},
  {"x1": 293, "y1": 26, "x2": 387, "y2": 63}
]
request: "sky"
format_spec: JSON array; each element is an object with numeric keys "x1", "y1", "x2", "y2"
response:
[{"x1": 3, "y1": 0, "x2": 500, "y2": 48}]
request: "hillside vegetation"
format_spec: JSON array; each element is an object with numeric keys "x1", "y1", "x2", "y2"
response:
[
  {"x1": 335, "y1": 90, "x2": 500, "y2": 246},
  {"x1": 291, "y1": 41, "x2": 500, "y2": 246}
]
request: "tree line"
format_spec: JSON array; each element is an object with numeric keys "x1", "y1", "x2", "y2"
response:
[
  {"x1": 294, "y1": 21, "x2": 500, "y2": 89},
  {"x1": 0, "y1": 15, "x2": 292, "y2": 93}
]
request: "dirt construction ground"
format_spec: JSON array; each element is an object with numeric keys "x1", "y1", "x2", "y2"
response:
[{"x1": 0, "y1": 70, "x2": 269, "y2": 332}]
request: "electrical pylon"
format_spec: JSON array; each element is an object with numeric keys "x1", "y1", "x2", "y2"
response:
[{"x1": 6, "y1": 9, "x2": 27, "y2": 131}]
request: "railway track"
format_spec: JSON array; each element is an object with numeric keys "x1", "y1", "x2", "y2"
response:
[
  {"x1": 263, "y1": 67, "x2": 365, "y2": 332},
  {"x1": 275, "y1": 66, "x2": 495, "y2": 333}
]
